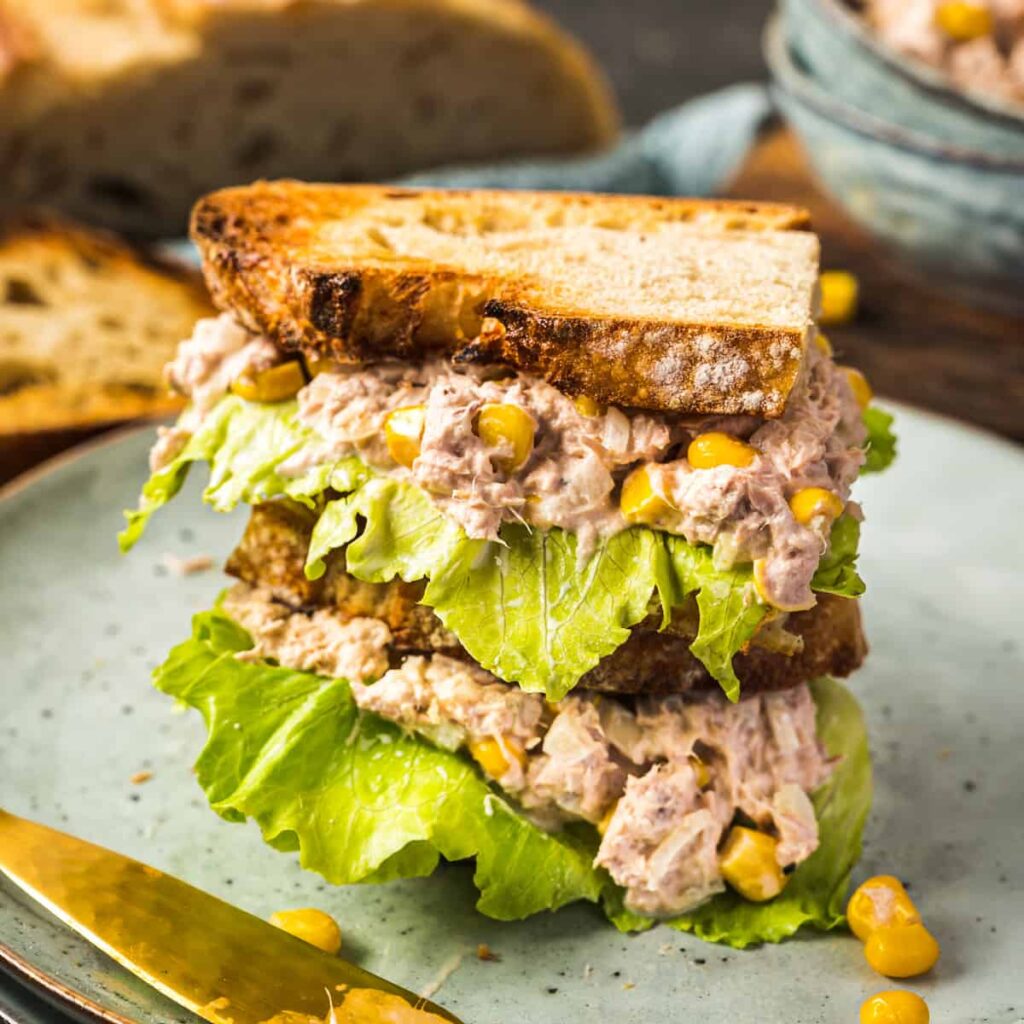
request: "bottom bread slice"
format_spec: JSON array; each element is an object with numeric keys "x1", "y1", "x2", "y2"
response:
[{"x1": 225, "y1": 502, "x2": 867, "y2": 696}]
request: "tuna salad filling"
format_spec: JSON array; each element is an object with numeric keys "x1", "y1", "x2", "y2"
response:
[
  {"x1": 223, "y1": 582, "x2": 834, "y2": 918},
  {"x1": 159, "y1": 314, "x2": 867, "y2": 611},
  {"x1": 863, "y1": 0, "x2": 1024, "y2": 105}
]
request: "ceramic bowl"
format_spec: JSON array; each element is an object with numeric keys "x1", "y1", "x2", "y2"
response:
[
  {"x1": 781, "y1": 0, "x2": 1024, "y2": 160},
  {"x1": 765, "y1": 17, "x2": 1024, "y2": 314}
]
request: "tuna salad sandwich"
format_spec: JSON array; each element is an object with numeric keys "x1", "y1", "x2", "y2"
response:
[{"x1": 122, "y1": 183, "x2": 896, "y2": 946}]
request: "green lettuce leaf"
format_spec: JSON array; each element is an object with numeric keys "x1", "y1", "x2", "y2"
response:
[
  {"x1": 664, "y1": 538, "x2": 767, "y2": 704},
  {"x1": 119, "y1": 397, "x2": 367, "y2": 552},
  {"x1": 811, "y1": 515, "x2": 865, "y2": 599},
  {"x1": 863, "y1": 407, "x2": 897, "y2": 474},
  {"x1": 154, "y1": 607, "x2": 603, "y2": 918},
  {"x1": 157, "y1": 608, "x2": 871, "y2": 946},
  {"x1": 424, "y1": 526, "x2": 661, "y2": 700}
]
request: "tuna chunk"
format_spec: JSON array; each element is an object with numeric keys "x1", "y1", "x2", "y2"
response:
[
  {"x1": 596, "y1": 761, "x2": 726, "y2": 916},
  {"x1": 521, "y1": 698, "x2": 626, "y2": 824}
]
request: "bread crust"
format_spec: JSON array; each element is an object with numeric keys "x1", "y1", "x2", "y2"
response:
[
  {"x1": 192, "y1": 183, "x2": 816, "y2": 417},
  {"x1": 228, "y1": 502, "x2": 866, "y2": 695}
]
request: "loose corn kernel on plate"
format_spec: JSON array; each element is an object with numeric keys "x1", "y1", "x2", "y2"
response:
[{"x1": 1, "y1": 404, "x2": 1022, "y2": 1024}]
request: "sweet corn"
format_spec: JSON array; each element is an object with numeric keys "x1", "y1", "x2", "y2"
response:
[
  {"x1": 789, "y1": 487, "x2": 844, "y2": 526},
  {"x1": 819, "y1": 270, "x2": 859, "y2": 325},
  {"x1": 306, "y1": 357, "x2": 345, "y2": 377},
  {"x1": 865, "y1": 924, "x2": 941, "y2": 979},
  {"x1": 936, "y1": 1, "x2": 993, "y2": 40},
  {"x1": 620, "y1": 465, "x2": 673, "y2": 524},
  {"x1": 230, "y1": 361, "x2": 306, "y2": 403},
  {"x1": 847, "y1": 875, "x2": 921, "y2": 942},
  {"x1": 688, "y1": 432, "x2": 757, "y2": 470},
  {"x1": 814, "y1": 331, "x2": 833, "y2": 356},
  {"x1": 718, "y1": 826, "x2": 788, "y2": 902},
  {"x1": 384, "y1": 405, "x2": 426, "y2": 468},
  {"x1": 844, "y1": 367, "x2": 874, "y2": 410},
  {"x1": 597, "y1": 801, "x2": 618, "y2": 836},
  {"x1": 689, "y1": 753, "x2": 711, "y2": 789},
  {"x1": 469, "y1": 736, "x2": 526, "y2": 779},
  {"x1": 269, "y1": 908, "x2": 342, "y2": 954},
  {"x1": 860, "y1": 990, "x2": 930, "y2": 1024},
  {"x1": 476, "y1": 403, "x2": 535, "y2": 472},
  {"x1": 573, "y1": 394, "x2": 605, "y2": 417}
]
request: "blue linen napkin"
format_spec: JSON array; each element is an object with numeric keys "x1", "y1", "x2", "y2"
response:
[{"x1": 400, "y1": 83, "x2": 772, "y2": 197}]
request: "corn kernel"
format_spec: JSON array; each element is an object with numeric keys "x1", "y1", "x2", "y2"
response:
[
  {"x1": 819, "y1": 270, "x2": 859, "y2": 325},
  {"x1": 865, "y1": 924, "x2": 940, "y2": 979},
  {"x1": 688, "y1": 432, "x2": 758, "y2": 470},
  {"x1": 384, "y1": 405, "x2": 426, "y2": 468},
  {"x1": 936, "y1": 1, "x2": 993, "y2": 40},
  {"x1": 689, "y1": 753, "x2": 711, "y2": 789},
  {"x1": 269, "y1": 908, "x2": 342, "y2": 954},
  {"x1": 573, "y1": 394, "x2": 605, "y2": 417},
  {"x1": 719, "y1": 826, "x2": 788, "y2": 902},
  {"x1": 469, "y1": 736, "x2": 526, "y2": 779},
  {"x1": 789, "y1": 487, "x2": 844, "y2": 526},
  {"x1": 860, "y1": 990, "x2": 930, "y2": 1024},
  {"x1": 847, "y1": 875, "x2": 921, "y2": 942},
  {"x1": 620, "y1": 465, "x2": 673, "y2": 524},
  {"x1": 597, "y1": 801, "x2": 618, "y2": 836},
  {"x1": 844, "y1": 367, "x2": 874, "y2": 410},
  {"x1": 476, "y1": 403, "x2": 535, "y2": 472},
  {"x1": 230, "y1": 361, "x2": 306, "y2": 403},
  {"x1": 306, "y1": 357, "x2": 345, "y2": 377},
  {"x1": 814, "y1": 332, "x2": 833, "y2": 356}
]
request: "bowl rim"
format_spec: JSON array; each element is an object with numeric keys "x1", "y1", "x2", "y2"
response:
[
  {"x1": 765, "y1": 15, "x2": 1024, "y2": 172},
  {"x1": 804, "y1": 0, "x2": 1024, "y2": 129}
]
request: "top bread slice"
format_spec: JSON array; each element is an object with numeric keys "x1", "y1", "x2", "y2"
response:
[
  {"x1": 0, "y1": 0, "x2": 617, "y2": 237},
  {"x1": 192, "y1": 182, "x2": 819, "y2": 417},
  {"x1": 0, "y1": 212, "x2": 212, "y2": 473}
]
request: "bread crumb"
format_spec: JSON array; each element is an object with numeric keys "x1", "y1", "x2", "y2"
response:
[
  {"x1": 623, "y1": 981, "x2": 635, "y2": 991},
  {"x1": 160, "y1": 552, "x2": 214, "y2": 576},
  {"x1": 130, "y1": 770, "x2": 153, "y2": 784},
  {"x1": 476, "y1": 943, "x2": 499, "y2": 962}
]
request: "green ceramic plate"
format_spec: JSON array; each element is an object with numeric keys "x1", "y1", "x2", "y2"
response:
[{"x1": 1, "y1": 408, "x2": 1022, "y2": 1024}]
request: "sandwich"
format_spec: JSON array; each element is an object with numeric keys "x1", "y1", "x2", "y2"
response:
[{"x1": 122, "y1": 183, "x2": 895, "y2": 946}]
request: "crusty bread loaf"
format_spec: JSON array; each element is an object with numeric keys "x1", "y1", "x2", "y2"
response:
[
  {"x1": 192, "y1": 182, "x2": 819, "y2": 417},
  {"x1": 0, "y1": 0, "x2": 618, "y2": 238},
  {"x1": 227, "y1": 502, "x2": 867, "y2": 695},
  {"x1": 0, "y1": 212, "x2": 212, "y2": 478}
]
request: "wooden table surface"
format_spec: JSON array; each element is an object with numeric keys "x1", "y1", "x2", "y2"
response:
[{"x1": 729, "y1": 128, "x2": 1024, "y2": 442}]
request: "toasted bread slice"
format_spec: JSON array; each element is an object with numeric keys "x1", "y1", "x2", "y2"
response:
[
  {"x1": 227, "y1": 502, "x2": 866, "y2": 695},
  {"x1": 192, "y1": 183, "x2": 818, "y2": 417},
  {"x1": 0, "y1": 212, "x2": 212, "y2": 479},
  {"x1": 0, "y1": 0, "x2": 617, "y2": 237}
]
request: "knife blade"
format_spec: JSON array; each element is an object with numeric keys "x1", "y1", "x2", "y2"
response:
[{"x1": 0, "y1": 809, "x2": 462, "y2": 1024}]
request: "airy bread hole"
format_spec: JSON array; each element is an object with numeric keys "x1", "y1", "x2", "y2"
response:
[
  {"x1": 0, "y1": 359, "x2": 56, "y2": 395},
  {"x1": 87, "y1": 176, "x2": 155, "y2": 211},
  {"x1": 4, "y1": 278, "x2": 47, "y2": 306},
  {"x1": 236, "y1": 131, "x2": 279, "y2": 168},
  {"x1": 235, "y1": 78, "x2": 276, "y2": 105}
]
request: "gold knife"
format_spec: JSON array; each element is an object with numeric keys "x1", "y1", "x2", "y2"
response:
[{"x1": 0, "y1": 809, "x2": 462, "y2": 1024}]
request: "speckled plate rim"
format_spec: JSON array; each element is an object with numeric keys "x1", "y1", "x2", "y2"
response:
[
  {"x1": 0, "y1": 403, "x2": 1020, "y2": 1024},
  {"x1": 767, "y1": 15, "x2": 1024, "y2": 172},
  {"x1": 805, "y1": 0, "x2": 1024, "y2": 129},
  {"x1": 0, "y1": 947, "x2": 134, "y2": 1024}
]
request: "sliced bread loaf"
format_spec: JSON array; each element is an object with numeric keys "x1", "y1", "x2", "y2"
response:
[
  {"x1": 0, "y1": 0, "x2": 618, "y2": 237},
  {"x1": 0, "y1": 213, "x2": 212, "y2": 479}
]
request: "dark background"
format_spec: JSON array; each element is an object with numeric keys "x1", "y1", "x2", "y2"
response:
[{"x1": 537, "y1": 0, "x2": 775, "y2": 123}]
